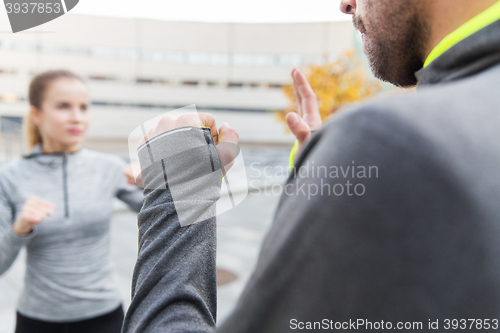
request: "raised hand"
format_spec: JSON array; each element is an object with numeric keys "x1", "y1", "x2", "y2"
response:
[{"x1": 286, "y1": 68, "x2": 322, "y2": 163}]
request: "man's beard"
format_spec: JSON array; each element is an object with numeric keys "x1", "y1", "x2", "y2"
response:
[{"x1": 354, "y1": 3, "x2": 429, "y2": 87}]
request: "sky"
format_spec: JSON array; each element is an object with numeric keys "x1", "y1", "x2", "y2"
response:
[{"x1": 71, "y1": 0, "x2": 350, "y2": 23}]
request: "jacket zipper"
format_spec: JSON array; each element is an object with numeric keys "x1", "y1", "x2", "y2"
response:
[{"x1": 62, "y1": 154, "x2": 69, "y2": 218}]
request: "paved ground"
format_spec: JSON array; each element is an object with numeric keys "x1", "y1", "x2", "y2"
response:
[{"x1": 0, "y1": 147, "x2": 289, "y2": 332}]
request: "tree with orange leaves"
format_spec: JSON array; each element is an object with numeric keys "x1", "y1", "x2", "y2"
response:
[{"x1": 279, "y1": 51, "x2": 382, "y2": 124}]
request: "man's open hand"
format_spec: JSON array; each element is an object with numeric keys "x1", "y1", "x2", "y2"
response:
[{"x1": 286, "y1": 69, "x2": 322, "y2": 163}]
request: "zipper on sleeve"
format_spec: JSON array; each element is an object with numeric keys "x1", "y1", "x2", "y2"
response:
[{"x1": 62, "y1": 154, "x2": 69, "y2": 218}]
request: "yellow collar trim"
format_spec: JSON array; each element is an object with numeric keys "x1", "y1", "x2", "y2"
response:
[{"x1": 424, "y1": 0, "x2": 500, "y2": 67}]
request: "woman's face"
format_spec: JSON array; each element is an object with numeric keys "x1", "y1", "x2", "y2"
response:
[{"x1": 32, "y1": 77, "x2": 90, "y2": 152}]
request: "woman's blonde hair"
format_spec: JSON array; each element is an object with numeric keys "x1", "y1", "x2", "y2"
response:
[{"x1": 25, "y1": 70, "x2": 85, "y2": 149}]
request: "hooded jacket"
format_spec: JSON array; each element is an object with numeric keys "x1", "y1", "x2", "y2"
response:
[{"x1": 0, "y1": 146, "x2": 143, "y2": 322}]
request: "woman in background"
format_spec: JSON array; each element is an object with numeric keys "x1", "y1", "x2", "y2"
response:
[{"x1": 0, "y1": 70, "x2": 143, "y2": 333}]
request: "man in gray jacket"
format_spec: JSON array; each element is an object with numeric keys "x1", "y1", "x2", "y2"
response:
[{"x1": 123, "y1": 0, "x2": 500, "y2": 332}]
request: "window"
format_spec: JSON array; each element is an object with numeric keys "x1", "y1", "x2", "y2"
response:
[
  {"x1": 89, "y1": 75, "x2": 116, "y2": 82},
  {"x1": 164, "y1": 52, "x2": 184, "y2": 64},
  {"x1": 268, "y1": 83, "x2": 283, "y2": 89},
  {"x1": 182, "y1": 80, "x2": 199, "y2": 86},
  {"x1": 0, "y1": 68, "x2": 17, "y2": 75},
  {"x1": 227, "y1": 82, "x2": 244, "y2": 88},
  {"x1": 136, "y1": 78, "x2": 154, "y2": 84},
  {"x1": 0, "y1": 93, "x2": 20, "y2": 102}
]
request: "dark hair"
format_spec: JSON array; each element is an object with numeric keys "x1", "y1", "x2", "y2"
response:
[{"x1": 25, "y1": 70, "x2": 86, "y2": 148}]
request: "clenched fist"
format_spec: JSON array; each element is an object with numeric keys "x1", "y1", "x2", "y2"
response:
[
  {"x1": 12, "y1": 197, "x2": 55, "y2": 236},
  {"x1": 139, "y1": 112, "x2": 239, "y2": 176}
]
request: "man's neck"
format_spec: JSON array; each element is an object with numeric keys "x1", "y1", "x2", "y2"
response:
[{"x1": 424, "y1": 0, "x2": 500, "y2": 61}]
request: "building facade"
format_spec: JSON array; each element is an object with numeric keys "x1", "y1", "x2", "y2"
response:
[{"x1": 0, "y1": 14, "x2": 357, "y2": 156}]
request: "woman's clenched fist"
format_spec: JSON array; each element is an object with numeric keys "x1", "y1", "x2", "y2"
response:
[{"x1": 12, "y1": 197, "x2": 55, "y2": 236}]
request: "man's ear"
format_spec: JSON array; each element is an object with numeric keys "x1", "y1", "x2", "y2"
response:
[{"x1": 29, "y1": 106, "x2": 42, "y2": 126}]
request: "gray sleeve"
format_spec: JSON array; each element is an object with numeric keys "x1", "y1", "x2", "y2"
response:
[
  {"x1": 113, "y1": 157, "x2": 144, "y2": 213},
  {"x1": 116, "y1": 183, "x2": 143, "y2": 213},
  {"x1": 122, "y1": 126, "x2": 221, "y2": 333},
  {"x1": 218, "y1": 108, "x2": 493, "y2": 332},
  {"x1": 0, "y1": 181, "x2": 35, "y2": 275}
]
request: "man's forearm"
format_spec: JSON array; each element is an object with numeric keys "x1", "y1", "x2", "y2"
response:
[{"x1": 123, "y1": 127, "x2": 221, "y2": 333}]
